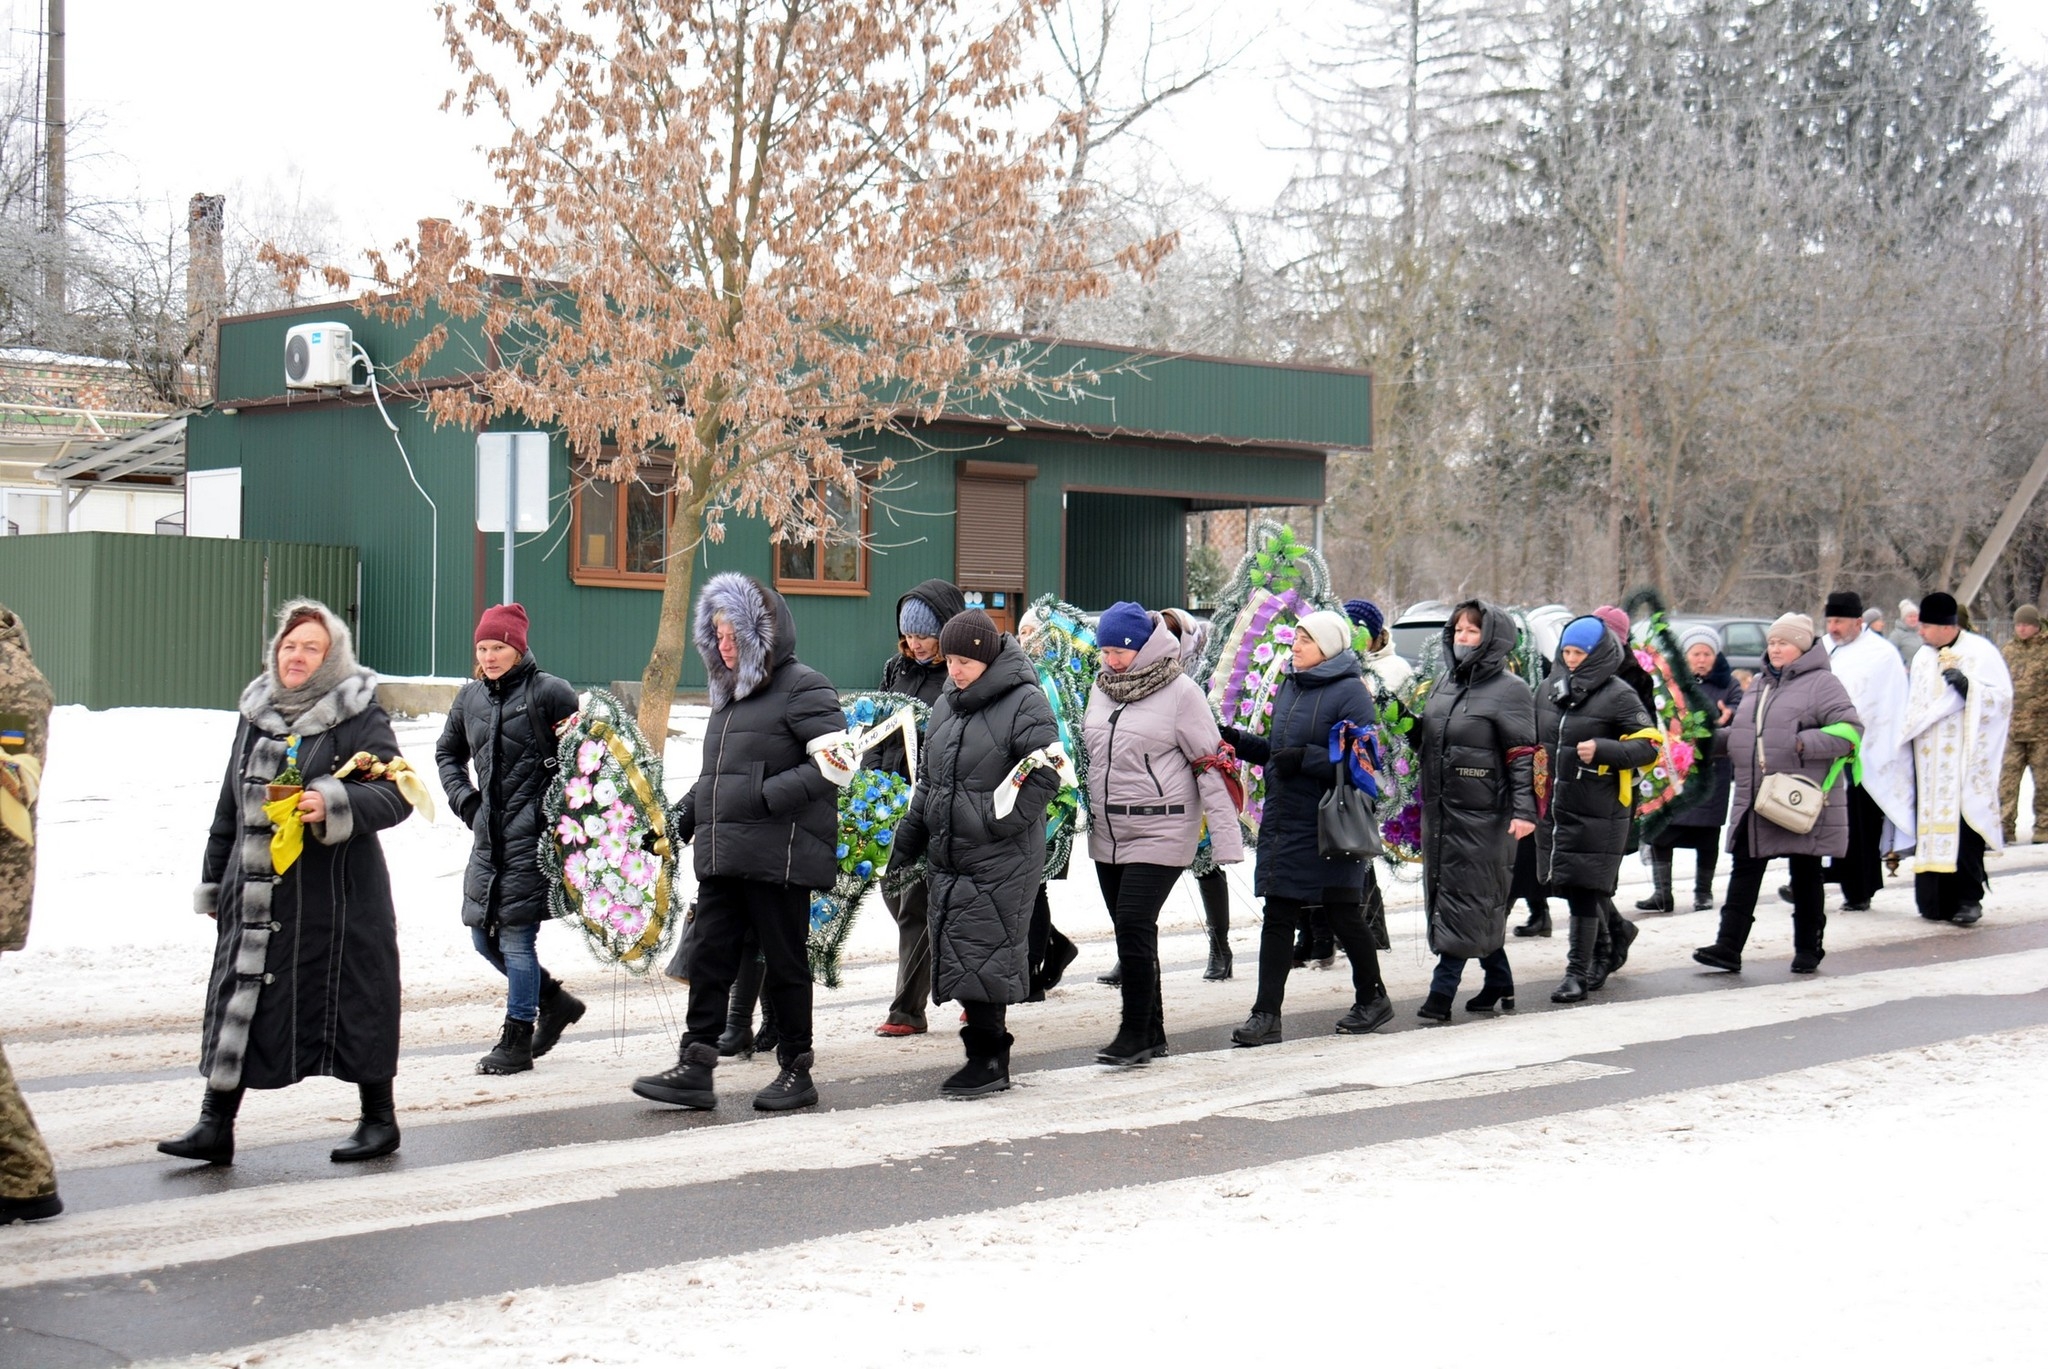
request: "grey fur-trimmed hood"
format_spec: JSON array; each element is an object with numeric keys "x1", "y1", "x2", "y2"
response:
[
  {"x1": 695, "y1": 572, "x2": 796, "y2": 710},
  {"x1": 239, "y1": 598, "x2": 379, "y2": 736}
]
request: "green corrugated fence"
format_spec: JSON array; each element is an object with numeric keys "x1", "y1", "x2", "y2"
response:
[{"x1": 0, "y1": 533, "x2": 359, "y2": 709}]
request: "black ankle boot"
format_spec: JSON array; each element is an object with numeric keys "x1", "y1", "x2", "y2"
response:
[
  {"x1": 1200, "y1": 872, "x2": 1233, "y2": 980},
  {"x1": 1693, "y1": 906, "x2": 1753, "y2": 972},
  {"x1": 1466, "y1": 982, "x2": 1516, "y2": 1013},
  {"x1": 754, "y1": 1050, "x2": 819, "y2": 1112},
  {"x1": 633, "y1": 1040, "x2": 719, "y2": 1109},
  {"x1": 1039, "y1": 927, "x2": 1080, "y2": 993},
  {"x1": 1097, "y1": 960, "x2": 1123, "y2": 986},
  {"x1": 1552, "y1": 914, "x2": 1601, "y2": 1002},
  {"x1": 532, "y1": 979, "x2": 586, "y2": 1058},
  {"x1": 942, "y1": 1027, "x2": 1012, "y2": 1098},
  {"x1": 331, "y1": 1079, "x2": 400, "y2": 1162},
  {"x1": 1416, "y1": 991, "x2": 1453, "y2": 1022},
  {"x1": 476, "y1": 1017, "x2": 536, "y2": 1075},
  {"x1": 1231, "y1": 1010, "x2": 1282, "y2": 1046},
  {"x1": 158, "y1": 1086, "x2": 244, "y2": 1165},
  {"x1": 720, "y1": 956, "x2": 765, "y2": 1057},
  {"x1": 1513, "y1": 907, "x2": 1552, "y2": 938},
  {"x1": 1336, "y1": 993, "x2": 1394, "y2": 1034}
]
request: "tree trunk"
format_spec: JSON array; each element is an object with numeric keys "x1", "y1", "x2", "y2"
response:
[{"x1": 638, "y1": 498, "x2": 709, "y2": 743}]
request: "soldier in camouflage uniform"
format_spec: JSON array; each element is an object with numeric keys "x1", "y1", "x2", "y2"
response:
[
  {"x1": 0, "y1": 602, "x2": 60, "y2": 1222},
  {"x1": 2002, "y1": 605, "x2": 2048, "y2": 844}
]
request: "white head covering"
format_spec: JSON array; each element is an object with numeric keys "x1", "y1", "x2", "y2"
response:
[
  {"x1": 1297, "y1": 610, "x2": 1352, "y2": 659},
  {"x1": 1678, "y1": 624, "x2": 1722, "y2": 655}
]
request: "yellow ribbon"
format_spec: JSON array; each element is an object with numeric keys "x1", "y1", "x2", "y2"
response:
[
  {"x1": 0, "y1": 753, "x2": 41, "y2": 848},
  {"x1": 586, "y1": 720, "x2": 670, "y2": 965},
  {"x1": 1616, "y1": 728, "x2": 1666, "y2": 807},
  {"x1": 263, "y1": 792, "x2": 306, "y2": 874},
  {"x1": 334, "y1": 752, "x2": 440, "y2": 824}
]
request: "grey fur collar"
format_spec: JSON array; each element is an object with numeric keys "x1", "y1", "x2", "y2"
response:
[
  {"x1": 695, "y1": 572, "x2": 779, "y2": 710},
  {"x1": 240, "y1": 666, "x2": 379, "y2": 736}
]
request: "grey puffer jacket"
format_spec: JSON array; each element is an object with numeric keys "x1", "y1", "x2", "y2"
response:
[
  {"x1": 892, "y1": 640, "x2": 1060, "y2": 1005},
  {"x1": 1535, "y1": 630, "x2": 1660, "y2": 893},
  {"x1": 676, "y1": 573, "x2": 843, "y2": 890},
  {"x1": 437, "y1": 655, "x2": 581, "y2": 929},
  {"x1": 1419, "y1": 602, "x2": 1538, "y2": 957},
  {"x1": 1725, "y1": 642, "x2": 1861, "y2": 859},
  {"x1": 1083, "y1": 618, "x2": 1244, "y2": 869}
]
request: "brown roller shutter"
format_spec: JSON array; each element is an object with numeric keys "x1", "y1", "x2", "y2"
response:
[{"x1": 955, "y1": 476, "x2": 1028, "y2": 586}]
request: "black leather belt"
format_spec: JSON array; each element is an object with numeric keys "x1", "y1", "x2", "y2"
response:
[{"x1": 1106, "y1": 803, "x2": 1184, "y2": 816}]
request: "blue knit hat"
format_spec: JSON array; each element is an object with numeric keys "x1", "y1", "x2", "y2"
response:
[
  {"x1": 1096, "y1": 601, "x2": 1151, "y2": 651},
  {"x1": 898, "y1": 596, "x2": 943, "y2": 639},
  {"x1": 1344, "y1": 598, "x2": 1384, "y2": 638},
  {"x1": 1559, "y1": 616, "x2": 1607, "y2": 654}
]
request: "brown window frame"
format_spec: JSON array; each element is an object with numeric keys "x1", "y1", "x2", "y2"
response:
[
  {"x1": 772, "y1": 470, "x2": 871, "y2": 597},
  {"x1": 569, "y1": 460, "x2": 678, "y2": 589}
]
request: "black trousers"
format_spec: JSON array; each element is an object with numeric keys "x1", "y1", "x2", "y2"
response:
[
  {"x1": 682, "y1": 877, "x2": 813, "y2": 1062},
  {"x1": 1094, "y1": 861, "x2": 1181, "y2": 967},
  {"x1": 1253, "y1": 894, "x2": 1386, "y2": 1015},
  {"x1": 1719, "y1": 815, "x2": 1825, "y2": 953},
  {"x1": 1916, "y1": 824, "x2": 1988, "y2": 920},
  {"x1": 1825, "y1": 783, "x2": 1886, "y2": 905}
]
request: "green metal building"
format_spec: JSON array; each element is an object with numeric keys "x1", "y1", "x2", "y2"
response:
[{"x1": 183, "y1": 301, "x2": 1369, "y2": 691}]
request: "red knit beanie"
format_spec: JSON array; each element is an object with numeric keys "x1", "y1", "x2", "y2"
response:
[{"x1": 475, "y1": 602, "x2": 529, "y2": 654}]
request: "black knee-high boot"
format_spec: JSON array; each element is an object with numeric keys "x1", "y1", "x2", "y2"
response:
[
  {"x1": 158, "y1": 1086, "x2": 245, "y2": 1165},
  {"x1": 1552, "y1": 915, "x2": 1600, "y2": 1002},
  {"x1": 1694, "y1": 846, "x2": 1720, "y2": 911},
  {"x1": 720, "y1": 953, "x2": 764, "y2": 1057},
  {"x1": 1199, "y1": 870, "x2": 1232, "y2": 981},
  {"x1": 1097, "y1": 959, "x2": 1157, "y2": 1065},
  {"x1": 1637, "y1": 848, "x2": 1674, "y2": 911},
  {"x1": 331, "y1": 1079, "x2": 400, "y2": 1162}
]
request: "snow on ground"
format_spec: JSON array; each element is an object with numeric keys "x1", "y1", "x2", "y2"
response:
[{"x1": 137, "y1": 1023, "x2": 2048, "y2": 1369}]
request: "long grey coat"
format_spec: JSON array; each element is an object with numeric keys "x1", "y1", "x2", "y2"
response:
[
  {"x1": 1726, "y1": 642, "x2": 1862, "y2": 859},
  {"x1": 892, "y1": 641, "x2": 1060, "y2": 1005}
]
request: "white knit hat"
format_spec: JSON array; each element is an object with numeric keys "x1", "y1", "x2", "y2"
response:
[{"x1": 1297, "y1": 610, "x2": 1352, "y2": 659}]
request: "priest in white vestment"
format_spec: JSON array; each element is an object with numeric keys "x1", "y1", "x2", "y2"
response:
[
  {"x1": 1899, "y1": 592, "x2": 2013, "y2": 925},
  {"x1": 1824, "y1": 591, "x2": 1916, "y2": 909}
]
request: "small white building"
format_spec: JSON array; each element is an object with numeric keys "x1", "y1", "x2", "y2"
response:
[{"x1": 0, "y1": 347, "x2": 186, "y2": 535}]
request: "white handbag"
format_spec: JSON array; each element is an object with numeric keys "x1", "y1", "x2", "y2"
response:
[{"x1": 1751, "y1": 687, "x2": 1823, "y2": 835}]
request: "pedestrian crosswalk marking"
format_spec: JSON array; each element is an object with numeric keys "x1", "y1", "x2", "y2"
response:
[{"x1": 1220, "y1": 1059, "x2": 1630, "y2": 1122}]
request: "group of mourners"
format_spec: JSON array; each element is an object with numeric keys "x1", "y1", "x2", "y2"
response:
[{"x1": 98, "y1": 565, "x2": 2030, "y2": 1172}]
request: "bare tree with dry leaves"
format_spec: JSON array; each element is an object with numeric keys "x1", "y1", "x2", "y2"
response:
[{"x1": 276, "y1": 0, "x2": 1154, "y2": 736}]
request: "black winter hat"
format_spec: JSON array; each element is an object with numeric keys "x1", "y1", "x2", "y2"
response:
[
  {"x1": 939, "y1": 609, "x2": 1003, "y2": 665},
  {"x1": 1919, "y1": 592, "x2": 1960, "y2": 627},
  {"x1": 1824, "y1": 590, "x2": 1864, "y2": 620}
]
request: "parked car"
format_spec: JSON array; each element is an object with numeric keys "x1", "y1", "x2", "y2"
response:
[
  {"x1": 1667, "y1": 615, "x2": 1772, "y2": 674},
  {"x1": 1389, "y1": 600, "x2": 1453, "y2": 666}
]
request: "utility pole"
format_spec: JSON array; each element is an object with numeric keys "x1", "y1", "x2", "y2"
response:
[{"x1": 42, "y1": 0, "x2": 66, "y2": 310}]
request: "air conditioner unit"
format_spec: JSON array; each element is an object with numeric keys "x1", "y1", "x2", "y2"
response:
[{"x1": 284, "y1": 322, "x2": 355, "y2": 390}]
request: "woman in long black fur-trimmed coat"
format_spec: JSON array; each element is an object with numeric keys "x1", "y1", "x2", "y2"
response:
[
  {"x1": 159, "y1": 599, "x2": 416, "y2": 1168},
  {"x1": 890, "y1": 611, "x2": 1061, "y2": 1098}
]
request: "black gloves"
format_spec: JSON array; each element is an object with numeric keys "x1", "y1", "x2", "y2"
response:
[
  {"x1": 1219, "y1": 725, "x2": 1243, "y2": 748},
  {"x1": 639, "y1": 827, "x2": 664, "y2": 854},
  {"x1": 1271, "y1": 746, "x2": 1307, "y2": 780},
  {"x1": 1943, "y1": 668, "x2": 1969, "y2": 701}
]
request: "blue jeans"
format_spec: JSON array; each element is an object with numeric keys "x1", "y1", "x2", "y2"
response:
[
  {"x1": 1430, "y1": 947, "x2": 1512, "y2": 999},
  {"x1": 473, "y1": 923, "x2": 544, "y2": 1023}
]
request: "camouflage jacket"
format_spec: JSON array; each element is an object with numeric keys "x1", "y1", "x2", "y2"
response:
[
  {"x1": 2005, "y1": 633, "x2": 2048, "y2": 743},
  {"x1": 1, "y1": 604, "x2": 53, "y2": 953}
]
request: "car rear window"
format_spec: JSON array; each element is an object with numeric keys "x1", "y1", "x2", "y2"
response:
[{"x1": 1723, "y1": 622, "x2": 1766, "y2": 655}]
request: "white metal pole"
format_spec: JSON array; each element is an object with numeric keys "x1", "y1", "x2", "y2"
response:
[{"x1": 503, "y1": 441, "x2": 517, "y2": 606}]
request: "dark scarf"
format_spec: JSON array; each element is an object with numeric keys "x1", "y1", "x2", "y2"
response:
[{"x1": 1096, "y1": 652, "x2": 1183, "y2": 704}]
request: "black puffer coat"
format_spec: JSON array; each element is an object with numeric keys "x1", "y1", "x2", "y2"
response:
[
  {"x1": 1419, "y1": 602, "x2": 1537, "y2": 958},
  {"x1": 1664, "y1": 653, "x2": 1743, "y2": 834},
  {"x1": 437, "y1": 655, "x2": 581, "y2": 929},
  {"x1": 892, "y1": 640, "x2": 1059, "y2": 1005},
  {"x1": 1228, "y1": 649, "x2": 1378, "y2": 904},
  {"x1": 874, "y1": 578, "x2": 966, "y2": 778},
  {"x1": 677, "y1": 573, "x2": 843, "y2": 891},
  {"x1": 1535, "y1": 630, "x2": 1660, "y2": 893}
]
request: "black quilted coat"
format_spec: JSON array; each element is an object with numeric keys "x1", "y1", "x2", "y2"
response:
[
  {"x1": 891, "y1": 640, "x2": 1060, "y2": 1005},
  {"x1": 437, "y1": 655, "x2": 581, "y2": 929},
  {"x1": 1535, "y1": 630, "x2": 1660, "y2": 893},
  {"x1": 675, "y1": 573, "x2": 843, "y2": 891},
  {"x1": 1419, "y1": 602, "x2": 1538, "y2": 958}
]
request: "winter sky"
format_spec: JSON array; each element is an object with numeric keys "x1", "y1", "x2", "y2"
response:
[{"x1": 8, "y1": 0, "x2": 2048, "y2": 276}]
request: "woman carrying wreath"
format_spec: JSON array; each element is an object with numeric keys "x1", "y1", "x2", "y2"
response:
[
  {"x1": 160, "y1": 600, "x2": 417, "y2": 1166},
  {"x1": 436, "y1": 603, "x2": 585, "y2": 1076},
  {"x1": 888, "y1": 611, "x2": 1062, "y2": 1097}
]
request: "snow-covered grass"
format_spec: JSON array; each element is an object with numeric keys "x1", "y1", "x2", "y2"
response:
[{"x1": 135, "y1": 1023, "x2": 2048, "y2": 1368}]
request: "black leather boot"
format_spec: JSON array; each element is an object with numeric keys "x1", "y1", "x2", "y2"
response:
[
  {"x1": 532, "y1": 978, "x2": 586, "y2": 1058},
  {"x1": 1038, "y1": 926, "x2": 1080, "y2": 994},
  {"x1": 633, "y1": 1040, "x2": 719, "y2": 1109},
  {"x1": 1336, "y1": 993, "x2": 1395, "y2": 1033},
  {"x1": 1200, "y1": 871, "x2": 1233, "y2": 981},
  {"x1": 157, "y1": 1086, "x2": 244, "y2": 1165},
  {"x1": 1513, "y1": 904, "x2": 1552, "y2": 938},
  {"x1": 719, "y1": 956, "x2": 764, "y2": 1058},
  {"x1": 1097, "y1": 960, "x2": 1123, "y2": 986},
  {"x1": 1552, "y1": 915, "x2": 1601, "y2": 1002},
  {"x1": 942, "y1": 1027, "x2": 1012, "y2": 1098},
  {"x1": 1636, "y1": 848, "x2": 1674, "y2": 911},
  {"x1": 476, "y1": 1017, "x2": 536, "y2": 1075},
  {"x1": 754, "y1": 1050, "x2": 819, "y2": 1112},
  {"x1": 1466, "y1": 979, "x2": 1516, "y2": 1013},
  {"x1": 1097, "y1": 960, "x2": 1156, "y2": 1065},
  {"x1": 1694, "y1": 849, "x2": 1719, "y2": 912},
  {"x1": 1605, "y1": 900, "x2": 1640, "y2": 972},
  {"x1": 331, "y1": 1079, "x2": 400, "y2": 1162}
]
